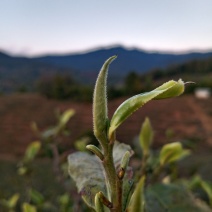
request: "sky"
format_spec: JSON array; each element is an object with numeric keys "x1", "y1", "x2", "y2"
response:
[{"x1": 0, "y1": 0, "x2": 212, "y2": 56}]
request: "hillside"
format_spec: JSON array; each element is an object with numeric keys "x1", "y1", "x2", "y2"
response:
[
  {"x1": 0, "y1": 93, "x2": 212, "y2": 159},
  {"x1": 1, "y1": 46, "x2": 212, "y2": 92},
  {"x1": 0, "y1": 53, "x2": 76, "y2": 93},
  {"x1": 35, "y1": 46, "x2": 212, "y2": 75}
]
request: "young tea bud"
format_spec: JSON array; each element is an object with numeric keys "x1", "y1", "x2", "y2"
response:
[{"x1": 86, "y1": 145, "x2": 104, "y2": 161}]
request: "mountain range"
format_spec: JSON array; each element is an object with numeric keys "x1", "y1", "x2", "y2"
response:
[{"x1": 0, "y1": 45, "x2": 212, "y2": 92}]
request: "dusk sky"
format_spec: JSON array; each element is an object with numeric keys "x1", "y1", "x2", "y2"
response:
[{"x1": 0, "y1": 0, "x2": 212, "y2": 56}]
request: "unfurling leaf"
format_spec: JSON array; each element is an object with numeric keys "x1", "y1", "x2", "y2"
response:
[
  {"x1": 24, "y1": 141, "x2": 41, "y2": 162},
  {"x1": 120, "y1": 151, "x2": 131, "y2": 171},
  {"x1": 128, "y1": 176, "x2": 145, "y2": 212},
  {"x1": 93, "y1": 56, "x2": 117, "y2": 145},
  {"x1": 139, "y1": 117, "x2": 154, "y2": 156},
  {"x1": 108, "y1": 79, "x2": 184, "y2": 140},
  {"x1": 159, "y1": 142, "x2": 190, "y2": 165}
]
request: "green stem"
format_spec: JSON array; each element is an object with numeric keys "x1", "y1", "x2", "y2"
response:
[
  {"x1": 102, "y1": 143, "x2": 117, "y2": 205},
  {"x1": 102, "y1": 141, "x2": 123, "y2": 211},
  {"x1": 141, "y1": 154, "x2": 148, "y2": 177}
]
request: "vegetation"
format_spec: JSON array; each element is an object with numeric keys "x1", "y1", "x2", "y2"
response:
[
  {"x1": 1, "y1": 56, "x2": 212, "y2": 211},
  {"x1": 35, "y1": 57, "x2": 212, "y2": 101},
  {"x1": 36, "y1": 74, "x2": 93, "y2": 102},
  {"x1": 68, "y1": 56, "x2": 212, "y2": 211}
]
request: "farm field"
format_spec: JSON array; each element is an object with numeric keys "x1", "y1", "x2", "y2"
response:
[
  {"x1": 0, "y1": 93, "x2": 212, "y2": 159},
  {"x1": 0, "y1": 93, "x2": 212, "y2": 211}
]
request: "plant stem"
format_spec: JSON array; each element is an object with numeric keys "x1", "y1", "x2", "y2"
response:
[
  {"x1": 141, "y1": 154, "x2": 148, "y2": 177},
  {"x1": 116, "y1": 177, "x2": 123, "y2": 211},
  {"x1": 102, "y1": 139, "x2": 123, "y2": 211}
]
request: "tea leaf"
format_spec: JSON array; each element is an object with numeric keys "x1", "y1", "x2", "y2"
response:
[
  {"x1": 139, "y1": 117, "x2": 154, "y2": 156},
  {"x1": 128, "y1": 176, "x2": 145, "y2": 212},
  {"x1": 188, "y1": 175, "x2": 212, "y2": 207},
  {"x1": 86, "y1": 144, "x2": 104, "y2": 161},
  {"x1": 59, "y1": 109, "x2": 75, "y2": 128},
  {"x1": 109, "y1": 79, "x2": 184, "y2": 140},
  {"x1": 145, "y1": 183, "x2": 211, "y2": 211},
  {"x1": 93, "y1": 56, "x2": 117, "y2": 145},
  {"x1": 22, "y1": 203, "x2": 37, "y2": 212},
  {"x1": 159, "y1": 142, "x2": 190, "y2": 165},
  {"x1": 8, "y1": 193, "x2": 19, "y2": 208},
  {"x1": 68, "y1": 152, "x2": 106, "y2": 209},
  {"x1": 29, "y1": 189, "x2": 45, "y2": 205},
  {"x1": 24, "y1": 141, "x2": 41, "y2": 162},
  {"x1": 95, "y1": 192, "x2": 105, "y2": 212},
  {"x1": 113, "y1": 141, "x2": 133, "y2": 168}
]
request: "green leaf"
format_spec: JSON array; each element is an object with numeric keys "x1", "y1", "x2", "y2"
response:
[
  {"x1": 201, "y1": 181, "x2": 212, "y2": 207},
  {"x1": 108, "y1": 79, "x2": 184, "y2": 139},
  {"x1": 86, "y1": 144, "x2": 104, "y2": 161},
  {"x1": 8, "y1": 193, "x2": 19, "y2": 208},
  {"x1": 68, "y1": 152, "x2": 106, "y2": 209},
  {"x1": 22, "y1": 203, "x2": 37, "y2": 212},
  {"x1": 0, "y1": 193, "x2": 20, "y2": 209},
  {"x1": 93, "y1": 55, "x2": 117, "y2": 145},
  {"x1": 68, "y1": 142, "x2": 133, "y2": 210},
  {"x1": 58, "y1": 193, "x2": 70, "y2": 206},
  {"x1": 74, "y1": 137, "x2": 90, "y2": 152},
  {"x1": 145, "y1": 183, "x2": 211, "y2": 212},
  {"x1": 188, "y1": 175, "x2": 212, "y2": 207},
  {"x1": 159, "y1": 142, "x2": 190, "y2": 165},
  {"x1": 24, "y1": 141, "x2": 41, "y2": 162},
  {"x1": 139, "y1": 117, "x2": 154, "y2": 156},
  {"x1": 59, "y1": 109, "x2": 75, "y2": 128},
  {"x1": 128, "y1": 176, "x2": 145, "y2": 212},
  {"x1": 41, "y1": 127, "x2": 57, "y2": 139},
  {"x1": 29, "y1": 189, "x2": 45, "y2": 205},
  {"x1": 95, "y1": 192, "x2": 105, "y2": 212}
]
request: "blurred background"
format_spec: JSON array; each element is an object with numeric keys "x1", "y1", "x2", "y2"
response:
[{"x1": 0, "y1": 0, "x2": 212, "y2": 211}]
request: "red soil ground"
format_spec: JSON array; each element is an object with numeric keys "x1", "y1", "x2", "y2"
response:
[{"x1": 0, "y1": 94, "x2": 212, "y2": 159}]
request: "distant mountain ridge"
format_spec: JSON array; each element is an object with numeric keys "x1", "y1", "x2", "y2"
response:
[
  {"x1": 35, "y1": 46, "x2": 212, "y2": 73},
  {"x1": 0, "y1": 45, "x2": 212, "y2": 92}
]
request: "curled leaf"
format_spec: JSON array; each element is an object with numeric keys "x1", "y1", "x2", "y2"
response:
[
  {"x1": 93, "y1": 56, "x2": 117, "y2": 145},
  {"x1": 109, "y1": 79, "x2": 184, "y2": 140}
]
